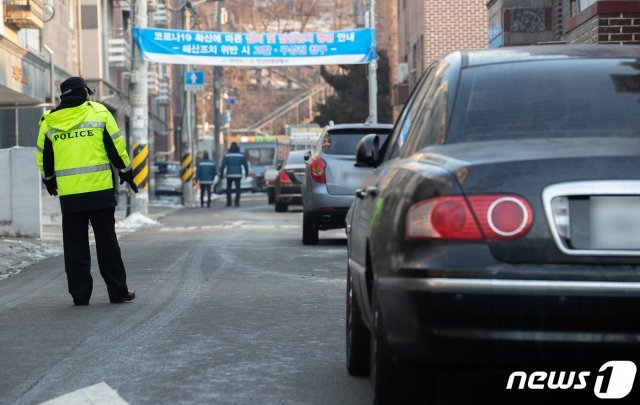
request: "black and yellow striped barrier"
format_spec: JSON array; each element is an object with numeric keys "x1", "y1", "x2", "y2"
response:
[
  {"x1": 181, "y1": 153, "x2": 193, "y2": 183},
  {"x1": 133, "y1": 143, "x2": 149, "y2": 190}
]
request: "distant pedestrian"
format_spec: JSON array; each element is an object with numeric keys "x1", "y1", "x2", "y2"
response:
[
  {"x1": 35, "y1": 76, "x2": 137, "y2": 306},
  {"x1": 220, "y1": 142, "x2": 249, "y2": 207},
  {"x1": 196, "y1": 151, "x2": 216, "y2": 207}
]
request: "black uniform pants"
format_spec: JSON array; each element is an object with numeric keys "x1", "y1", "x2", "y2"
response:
[
  {"x1": 200, "y1": 183, "x2": 212, "y2": 207},
  {"x1": 62, "y1": 207, "x2": 128, "y2": 304},
  {"x1": 226, "y1": 177, "x2": 241, "y2": 205}
]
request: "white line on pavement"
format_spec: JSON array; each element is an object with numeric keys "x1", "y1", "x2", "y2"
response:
[{"x1": 40, "y1": 382, "x2": 129, "y2": 405}]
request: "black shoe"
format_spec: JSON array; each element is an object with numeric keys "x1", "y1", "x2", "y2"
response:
[
  {"x1": 74, "y1": 301, "x2": 89, "y2": 306},
  {"x1": 235, "y1": 202, "x2": 240, "y2": 207},
  {"x1": 111, "y1": 290, "x2": 135, "y2": 303},
  {"x1": 226, "y1": 203, "x2": 231, "y2": 207}
]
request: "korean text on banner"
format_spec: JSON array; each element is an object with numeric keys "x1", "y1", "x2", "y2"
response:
[{"x1": 133, "y1": 28, "x2": 376, "y2": 67}]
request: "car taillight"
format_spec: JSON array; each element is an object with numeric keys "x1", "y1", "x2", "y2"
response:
[
  {"x1": 279, "y1": 171, "x2": 293, "y2": 185},
  {"x1": 406, "y1": 195, "x2": 532, "y2": 240},
  {"x1": 309, "y1": 156, "x2": 326, "y2": 184},
  {"x1": 468, "y1": 196, "x2": 533, "y2": 239}
]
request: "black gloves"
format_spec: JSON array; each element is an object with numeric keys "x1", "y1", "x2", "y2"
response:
[
  {"x1": 119, "y1": 169, "x2": 139, "y2": 193},
  {"x1": 43, "y1": 176, "x2": 57, "y2": 196}
]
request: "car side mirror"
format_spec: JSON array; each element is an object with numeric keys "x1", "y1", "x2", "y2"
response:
[
  {"x1": 304, "y1": 151, "x2": 312, "y2": 162},
  {"x1": 355, "y1": 134, "x2": 380, "y2": 168}
]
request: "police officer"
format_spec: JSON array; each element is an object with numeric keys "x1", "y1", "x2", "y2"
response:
[
  {"x1": 196, "y1": 151, "x2": 216, "y2": 207},
  {"x1": 36, "y1": 77, "x2": 137, "y2": 306},
  {"x1": 220, "y1": 142, "x2": 249, "y2": 207}
]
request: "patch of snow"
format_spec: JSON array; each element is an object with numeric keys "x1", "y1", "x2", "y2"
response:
[
  {"x1": 115, "y1": 212, "x2": 159, "y2": 230},
  {"x1": 0, "y1": 238, "x2": 64, "y2": 281}
]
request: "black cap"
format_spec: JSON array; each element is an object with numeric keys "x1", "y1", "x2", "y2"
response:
[{"x1": 60, "y1": 77, "x2": 94, "y2": 98}]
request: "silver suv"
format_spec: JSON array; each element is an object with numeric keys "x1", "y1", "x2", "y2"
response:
[{"x1": 301, "y1": 123, "x2": 392, "y2": 245}]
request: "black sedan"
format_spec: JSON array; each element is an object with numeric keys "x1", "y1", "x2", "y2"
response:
[
  {"x1": 274, "y1": 150, "x2": 308, "y2": 212},
  {"x1": 345, "y1": 45, "x2": 640, "y2": 403}
]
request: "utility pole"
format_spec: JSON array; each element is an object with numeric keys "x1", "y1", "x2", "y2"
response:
[
  {"x1": 213, "y1": 0, "x2": 224, "y2": 166},
  {"x1": 130, "y1": 0, "x2": 149, "y2": 214},
  {"x1": 181, "y1": 7, "x2": 195, "y2": 206},
  {"x1": 367, "y1": 0, "x2": 378, "y2": 123}
]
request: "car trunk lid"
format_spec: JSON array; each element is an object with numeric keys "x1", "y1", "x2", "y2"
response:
[{"x1": 421, "y1": 138, "x2": 640, "y2": 264}]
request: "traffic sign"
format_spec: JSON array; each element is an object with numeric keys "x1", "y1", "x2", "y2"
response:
[
  {"x1": 184, "y1": 71, "x2": 205, "y2": 91},
  {"x1": 226, "y1": 97, "x2": 236, "y2": 106}
]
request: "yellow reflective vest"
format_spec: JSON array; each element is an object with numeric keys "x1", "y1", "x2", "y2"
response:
[{"x1": 36, "y1": 101, "x2": 131, "y2": 213}]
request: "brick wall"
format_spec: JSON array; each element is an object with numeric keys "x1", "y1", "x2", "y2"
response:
[
  {"x1": 566, "y1": 0, "x2": 640, "y2": 44},
  {"x1": 423, "y1": 0, "x2": 488, "y2": 67}
]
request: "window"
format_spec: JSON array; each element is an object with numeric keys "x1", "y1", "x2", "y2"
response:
[
  {"x1": 245, "y1": 147, "x2": 275, "y2": 166},
  {"x1": 321, "y1": 129, "x2": 391, "y2": 156},
  {"x1": 448, "y1": 59, "x2": 640, "y2": 144},
  {"x1": 383, "y1": 67, "x2": 435, "y2": 161}
]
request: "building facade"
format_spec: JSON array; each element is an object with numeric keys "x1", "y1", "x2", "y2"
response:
[
  {"x1": 394, "y1": 0, "x2": 488, "y2": 108},
  {"x1": 487, "y1": 0, "x2": 640, "y2": 46}
]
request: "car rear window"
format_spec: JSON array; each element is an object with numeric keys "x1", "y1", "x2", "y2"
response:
[
  {"x1": 321, "y1": 129, "x2": 390, "y2": 155},
  {"x1": 448, "y1": 59, "x2": 640, "y2": 143},
  {"x1": 286, "y1": 152, "x2": 306, "y2": 165},
  {"x1": 154, "y1": 163, "x2": 180, "y2": 175},
  {"x1": 245, "y1": 148, "x2": 275, "y2": 166}
]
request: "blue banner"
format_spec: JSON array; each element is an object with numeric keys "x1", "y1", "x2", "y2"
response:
[{"x1": 133, "y1": 27, "x2": 376, "y2": 67}]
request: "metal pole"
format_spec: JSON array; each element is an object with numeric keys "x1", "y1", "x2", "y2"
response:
[
  {"x1": 213, "y1": 0, "x2": 223, "y2": 166},
  {"x1": 130, "y1": 0, "x2": 149, "y2": 214},
  {"x1": 180, "y1": 8, "x2": 196, "y2": 205},
  {"x1": 367, "y1": 0, "x2": 378, "y2": 124}
]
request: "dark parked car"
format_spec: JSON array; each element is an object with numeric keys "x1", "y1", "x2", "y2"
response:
[
  {"x1": 274, "y1": 150, "x2": 308, "y2": 212},
  {"x1": 345, "y1": 45, "x2": 640, "y2": 403},
  {"x1": 301, "y1": 123, "x2": 392, "y2": 244}
]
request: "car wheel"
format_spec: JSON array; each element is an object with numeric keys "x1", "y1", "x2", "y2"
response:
[
  {"x1": 268, "y1": 189, "x2": 275, "y2": 204},
  {"x1": 275, "y1": 201, "x2": 288, "y2": 213},
  {"x1": 371, "y1": 289, "x2": 429, "y2": 405},
  {"x1": 346, "y1": 263, "x2": 370, "y2": 376},
  {"x1": 302, "y1": 212, "x2": 319, "y2": 245}
]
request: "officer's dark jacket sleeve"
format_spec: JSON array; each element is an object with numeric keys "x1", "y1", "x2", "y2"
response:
[
  {"x1": 242, "y1": 155, "x2": 249, "y2": 175},
  {"x1": 103, "y1": 130, "x2": 127, "y2": 170},
  {"x1": 220, "y1": 156, "x2": 227, "y2": 174},
  {"x1": 42, "y1": 137, "x2": 55, "y2": 179}
]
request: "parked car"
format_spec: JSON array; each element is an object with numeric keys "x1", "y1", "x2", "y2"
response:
[
  {"x1": 345, "y1": 45, "x2": 640, "y2": 403},
  {"x1": 265, "y1": 166, "x2": 279, "y2": 204},
  {"x1": 241, "y1": 142, "x2": 278, "y2": 191},
  {"x1": 301, "y1": 123, "x2": 392, "y2": 245},
  {"x1": 153, "y1": 161, "x2": 182, "y2": 195},
  {"x1": 273, "y1": 150, "x2": 308, "y2": 212}
]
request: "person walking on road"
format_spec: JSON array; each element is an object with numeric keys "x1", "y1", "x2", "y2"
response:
[
  {"x1": 196, "y1": 151, "x2": 216, "y2": 207},
  {"x1": 36, "y1": 77, "x2": 138, "y2": 306},
  {"x1": 220, "y1": 142, "x2": 249, "y2": 207}
]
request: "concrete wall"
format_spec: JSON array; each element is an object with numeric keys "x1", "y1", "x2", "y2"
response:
[{"x1": 0, "y1": 147, "x2": 41, "y2": 238}]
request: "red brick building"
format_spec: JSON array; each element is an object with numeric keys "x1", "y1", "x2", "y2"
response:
[
  {"x1": 566, "y1": 0, "x2": 640, "y2": 44},
  {"x1": 392, "y1": 0, "x2": 487, "y2": 112}
]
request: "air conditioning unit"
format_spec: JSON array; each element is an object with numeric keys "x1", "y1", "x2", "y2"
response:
[
  {"x1": 108, "y1": 29, "x2": 131, "y2": 71},
  {"x1": 398, "y1": 63, "x2": 409, "y2": 84}
]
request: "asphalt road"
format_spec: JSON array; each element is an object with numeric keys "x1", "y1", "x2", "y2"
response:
[{"x1": 0, "y1": 196, "x2": 371, "y2": 404}]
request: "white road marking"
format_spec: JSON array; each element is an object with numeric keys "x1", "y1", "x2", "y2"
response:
[
  {"x1": 40, "y1": 382, "x2": 129, "y2": 405},
  {"x1": 156, "y1": 224, "x2": 300, "y2": 232}
]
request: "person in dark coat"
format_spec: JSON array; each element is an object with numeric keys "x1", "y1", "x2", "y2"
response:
[
  {"x1": 220, "y1": 142, "x2": 249, "y2": 207},
  {"x1": 196, "y1": 151, "x2": 216, "y2": 207}
]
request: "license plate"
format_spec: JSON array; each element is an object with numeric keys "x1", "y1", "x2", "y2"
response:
[{"x1": 591, "y1": 196, "x2": 640, "y2": 250}]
